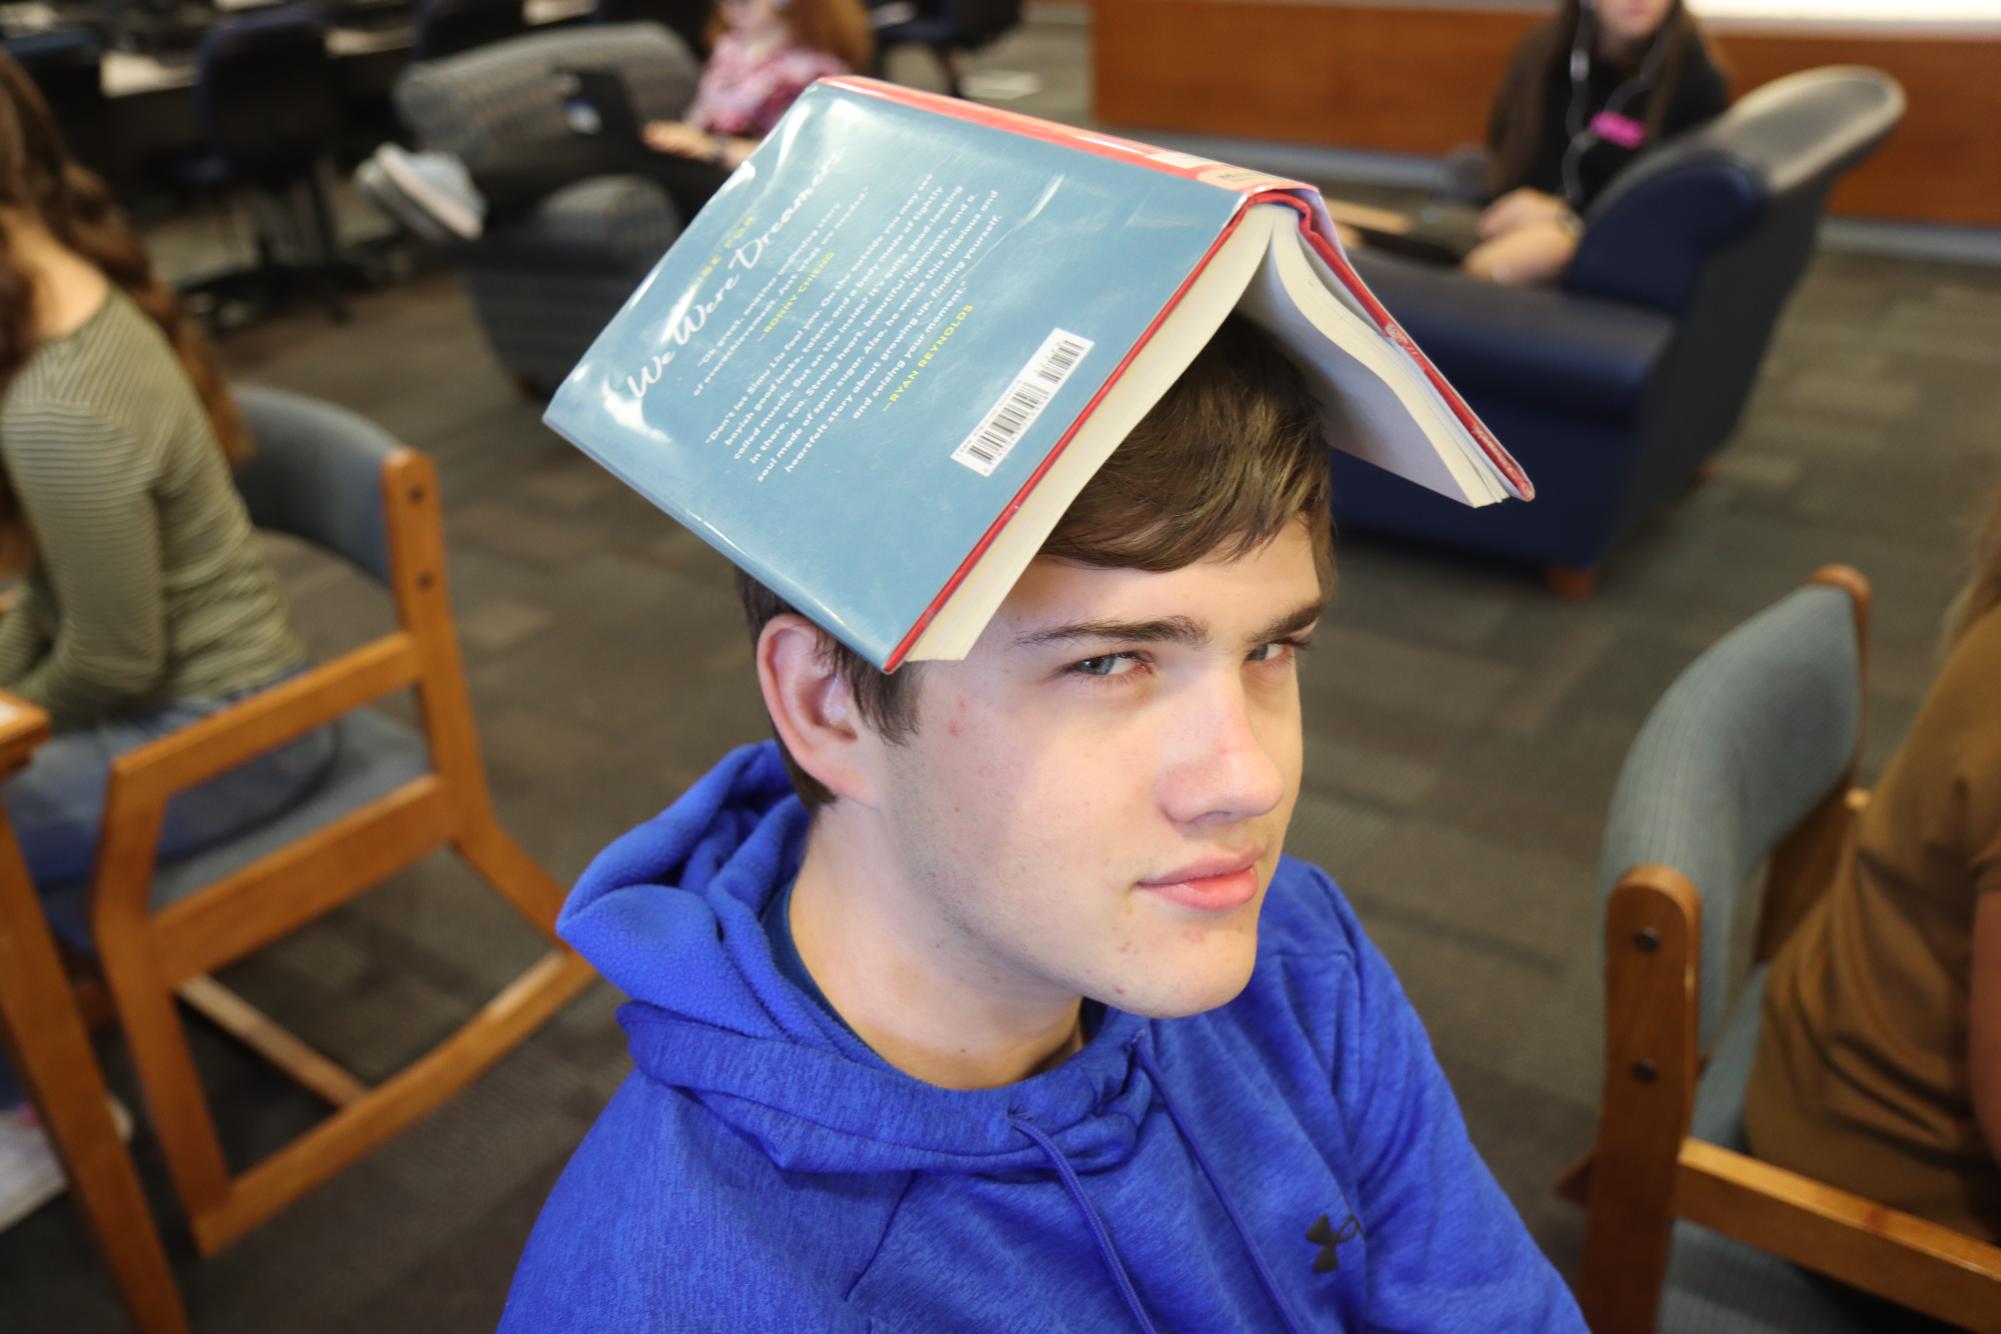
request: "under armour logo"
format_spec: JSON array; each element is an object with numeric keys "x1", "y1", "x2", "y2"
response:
[{"x1": 1306, "y1": 1212, "x2": 1364, "y2": 1274}]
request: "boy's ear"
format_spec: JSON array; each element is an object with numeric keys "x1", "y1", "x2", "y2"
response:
[{"x1": 755, "y1": 615, "x2": 879, "y2": 806}]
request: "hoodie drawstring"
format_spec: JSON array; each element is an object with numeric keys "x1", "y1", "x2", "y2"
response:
[
  {"x1": 1134, "y1": 1043, "x2": 1312, "y2": 1334},
  {"x1": 1009, "y1": 1112, "x2": 1161, "y2": 1334}
]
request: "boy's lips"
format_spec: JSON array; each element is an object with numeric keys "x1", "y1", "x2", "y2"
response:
[{"x1": 1138, "y1": 854, "x2": 1263, "y2": 912}]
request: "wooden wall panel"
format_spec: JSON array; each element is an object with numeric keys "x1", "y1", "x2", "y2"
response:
[
  {"x1": 1093, "y1": 0, "x2": 2001, "y2": 226},
  {"x1": 1094, "y1": 0, "x2": 1531, "y2": 156}
]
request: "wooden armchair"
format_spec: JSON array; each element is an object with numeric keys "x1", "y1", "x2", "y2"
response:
[
  {"x1": 1568, "y1": 565, "x2": 2001, "y2": 1332},
  {"x1": 46, "y1": 386, "x2": 596, "y2": 1256}
]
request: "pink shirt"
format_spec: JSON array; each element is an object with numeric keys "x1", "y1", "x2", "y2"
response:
[{"x1": 685, "y1": 33, "x2": 850, "y2": 139}]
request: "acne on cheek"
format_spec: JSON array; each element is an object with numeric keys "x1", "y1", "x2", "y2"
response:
[{"x1": 942, "y1": 692, "x2": 971, "y2": 740}]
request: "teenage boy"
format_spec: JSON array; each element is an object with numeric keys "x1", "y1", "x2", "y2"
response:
[{"x1": 500, "y1": 318, "x2": 1584, "y2": 1331}]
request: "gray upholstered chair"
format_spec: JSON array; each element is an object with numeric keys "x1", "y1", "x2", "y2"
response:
[
  {"x1": 1571, "y1": 566, "x2": 2001, "y2": 1332},
  {"x1": 43, "y1": 387, "x2": 594, "y2": 1255},
  {"x1": 393, "y1": 23, "x2": 701, "y2": 392}
]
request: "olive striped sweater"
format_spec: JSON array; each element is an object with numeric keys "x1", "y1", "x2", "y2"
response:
[{"x1": 0, "y1": 287, "x2": 303, "y2": 728}]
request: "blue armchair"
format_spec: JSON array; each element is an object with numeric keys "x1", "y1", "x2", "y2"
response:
[{"x1": 1328, "y1": 68, "x2": 1904, "y2": 593}]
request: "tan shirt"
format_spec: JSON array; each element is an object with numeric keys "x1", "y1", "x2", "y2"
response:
[{"x1": 1745, "y1": 604, "x2": 2001, "y2": 1241}]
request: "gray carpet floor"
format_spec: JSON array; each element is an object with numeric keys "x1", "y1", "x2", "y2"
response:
[{"x1": 5, "y1": 11, "x2": 2001, "y2": 1331}]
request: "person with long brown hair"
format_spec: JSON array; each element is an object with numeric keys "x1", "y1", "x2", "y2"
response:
[
  {"x1": 1461, "y1": 0, "x2": 1729, "y2": 284},
  {"x1": 1744, "y1": 479, "x2": 2001, "y2": 1247},
  {"x1": 365, "y1": 0, "x2": 873, "y2": 242},
  {"x1": 0, "y1": 52, "x2": 333, "y2": 1231}
]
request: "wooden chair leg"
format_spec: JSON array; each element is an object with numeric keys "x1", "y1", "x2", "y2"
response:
[
  {"x1": 95, "y1": 931, "x2": 236, "y2": 1236},
  {"x1": 1548, "y1": 565, "x2": 1598, "y2": 600},
  {"x1": 1577, "y1": 870, "x2": 1702, "y2": 1334},
  {"x1": 0, "y1": 818, "x2": 189, "y2": 1334}
]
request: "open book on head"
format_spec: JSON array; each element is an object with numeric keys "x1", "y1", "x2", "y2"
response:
[{"x1": 545, "y1": 77, "x2": 1532, "y2": 671}]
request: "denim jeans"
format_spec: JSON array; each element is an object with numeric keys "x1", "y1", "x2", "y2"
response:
[{"x1": 0, "y1": 670, "x2": 339, "y2": 1107}]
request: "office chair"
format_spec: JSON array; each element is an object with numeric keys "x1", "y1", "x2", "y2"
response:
[
  {"x1": 172, "y1": 8, "x2": 354, "y2": 326},
  {"x1": 413, "y1": 0, "x2": 528, "y2": 62}
]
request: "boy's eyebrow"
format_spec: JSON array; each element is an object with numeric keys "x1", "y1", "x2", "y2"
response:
[
  {"x1": 1014, "y1": 615, "x2": 1207, "y2": 649},
  {"x1": 1011, "y1": 598, "x2": 1328, "y2": 651},
  {"x1": 1249, "y1": 599, "x2": 1328, "y2": 647}
]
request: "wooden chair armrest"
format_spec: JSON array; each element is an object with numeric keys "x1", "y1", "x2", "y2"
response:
[
  {"x1": 1677, "y1": 1139, "x2": 2001, "y2": 1332},
  {"x1": 0, "y1": 689, "x2": 50, "y2": 775},
  {"x1": 105, "y1": 636, "x2": 421, "y2": 814}
]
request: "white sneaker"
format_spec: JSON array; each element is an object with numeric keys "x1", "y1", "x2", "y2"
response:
[
  {"x1": 371, "y1": 144, "x2": 486, "y2": 242},
  {"x1": 358, "y1": 157, "x2": 456, "y2": 246},
  {"x1": 0, "y1": 1098, "x2": 135, "y2": 1234}
]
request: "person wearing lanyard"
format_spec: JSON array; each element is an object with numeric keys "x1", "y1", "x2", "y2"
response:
[{"x1": 1462, "y1": 0, "x2": 1730, "y2": 286}]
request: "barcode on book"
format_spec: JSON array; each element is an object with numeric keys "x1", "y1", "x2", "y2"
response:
[{"x1": 952, "y1": 329, "x2": 1093, "y2": 477}]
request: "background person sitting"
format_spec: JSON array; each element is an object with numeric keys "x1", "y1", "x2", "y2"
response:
[
  {"x1": 1742, "y1": 479, "x2": 2001, "y2": 1245},
  {"x1": 1344, "y1": 0, "x2": 1736, "y2": 284},
  {"x1": 1464, "y1": 0, "x2": 1728, "y2": 284},
  {"x1": 367, "y1": 0, "x2": 873, "y2": 242},
  {"x1": 0, "y1": 53, "x2": 334, "y2": 1233}
]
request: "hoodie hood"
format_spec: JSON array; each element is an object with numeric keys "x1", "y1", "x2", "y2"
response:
[
  {"x1": 559, "y1": 741, "x2": 1155, "y2": 1179},
  {"x1": 513, "y1": 742, "x2": 1585, "y2": 1334}
]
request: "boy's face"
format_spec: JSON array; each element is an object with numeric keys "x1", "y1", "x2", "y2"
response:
[{"x1": 867, "y1": 518, "x2": 1323, "y2": 1020}]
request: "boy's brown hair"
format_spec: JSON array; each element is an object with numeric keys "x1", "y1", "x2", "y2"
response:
[{"x1": 738, "y1": 315, "x2": 1335, "y2": 808}]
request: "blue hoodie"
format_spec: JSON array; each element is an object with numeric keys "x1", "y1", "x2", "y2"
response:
[{"x1": 501, "y1": 743, "x2": 1583, "y2": 1332}]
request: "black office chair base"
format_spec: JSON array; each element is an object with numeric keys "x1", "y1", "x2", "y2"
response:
[
  {"x1": 180, "y1": 259, "x2": 363, "y2": 333},
  {"x1": 175, "y1": 168, "x2": 371, "y2": 332}
]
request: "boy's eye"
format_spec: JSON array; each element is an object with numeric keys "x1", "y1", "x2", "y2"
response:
[
  {"x1": 1070, "y1": 652, "x2": 1141, "y2": 678},
  {"x1": 1249, "y1": 637, "x2": 1312, "y2": 665}
]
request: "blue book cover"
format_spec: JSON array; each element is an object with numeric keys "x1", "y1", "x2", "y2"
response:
[{"x1": 545, "y1": 78, "x2": 1523, "y2": 669}]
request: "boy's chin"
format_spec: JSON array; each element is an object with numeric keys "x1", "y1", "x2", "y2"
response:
[{"x1": 1095, "y1": 953, "x2": 1259, "y2": 1020}]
